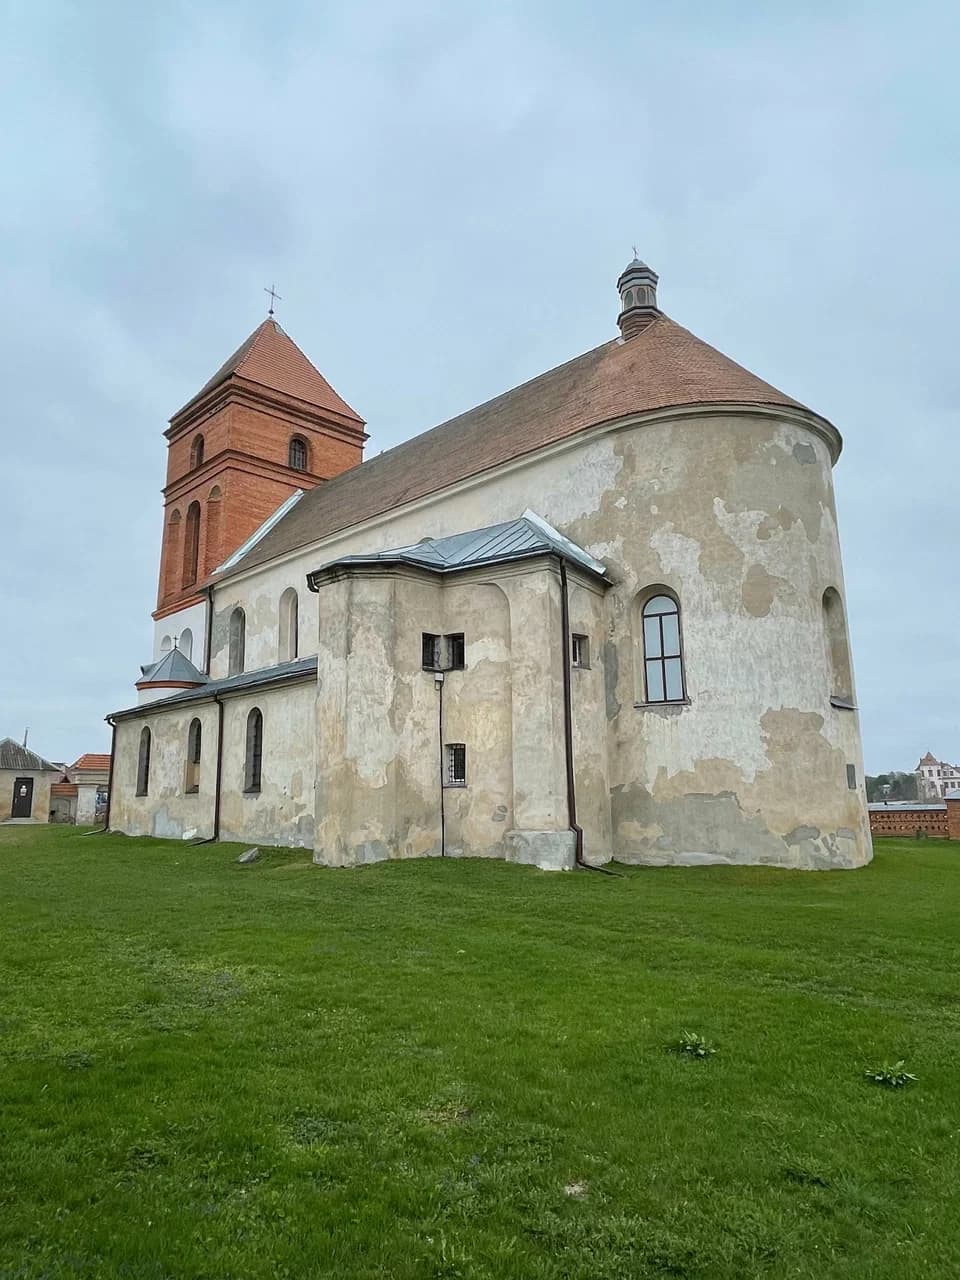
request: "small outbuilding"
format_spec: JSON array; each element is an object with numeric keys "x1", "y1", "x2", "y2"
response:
[{"x1": 0, "y1": 738, "x2": 59, "y2": 823}]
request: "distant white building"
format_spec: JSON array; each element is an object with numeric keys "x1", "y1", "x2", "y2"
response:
[{"x1": 916, "y1": 751, "x2": 960, "y2": 799}]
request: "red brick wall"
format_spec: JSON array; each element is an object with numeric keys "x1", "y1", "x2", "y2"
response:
[
  {"x1": 869, "y1": 807, "x2": 949, "y2": 838},
  {"x1": 155, "y1": 388, "x2": 364, "y2": 616}
]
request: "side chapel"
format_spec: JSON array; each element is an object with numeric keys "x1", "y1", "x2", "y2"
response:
[{"x1": 107, "y1": 259, "x2": 871, "y2": 871}]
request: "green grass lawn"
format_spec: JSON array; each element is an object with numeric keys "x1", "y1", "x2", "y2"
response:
[{"x1": 1, "y1": 826, "x2": 959, "y2": 1279}]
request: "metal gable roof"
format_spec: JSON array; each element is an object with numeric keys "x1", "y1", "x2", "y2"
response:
[
  {"x1": 0, "y1": 738, "x2": 57, "y2": 772},
  {"x1": 307, "y1": 510, "x2": 609, "y2": 587}
]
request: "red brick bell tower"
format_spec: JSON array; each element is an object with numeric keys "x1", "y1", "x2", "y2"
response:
[{"x1": 154, "y1": 316, "x2": 366, "y2": 618}]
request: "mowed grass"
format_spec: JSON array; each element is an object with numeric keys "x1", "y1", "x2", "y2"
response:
[{"x1": 1, "y1": 828, "x2": 959, "y2": 1279}]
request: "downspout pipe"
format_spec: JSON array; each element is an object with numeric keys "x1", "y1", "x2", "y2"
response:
[
  {"x1": 90, "y1": 715, "x2": 117, "y2": 835},
  {"x1": 194, "y1": 692, "x2": 225, "y2": 845},
  {"x1": 558, "y1": 557, "x2": 584, "y2": 868},
  {"x1": 436, "y1": 671, "x2": 446, "y2": 857},
  {"x1": 558, "y1": 557, "x2": 621, "y2": 877},
  {"x1": 202, "y1": 584, "x2": 215, "y2": 676}
]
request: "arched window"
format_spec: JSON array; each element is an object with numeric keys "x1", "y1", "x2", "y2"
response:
[
  {"x1": 228, "y1": 607, "x2": 245, "y2": 676},
  {"x1": 279, "y1": 587, "x2": 299, "y2": 661},
  {"x1": 288, "y1": 436, "x2": 308, "y2": 471},
  {"x1": 641, "y1": 591, "x2": 686, "y2": 703},
  {"x1": 182, "y1": 501, "x2": 201, "y2": 588},
  {"x1": 190, "y1": 434, "x2": 204, "y2": 469},
  {"x1": 160, "y1": 635, "x2": 172, "y2": 653},
  {"x1": 244, "y1": 707, "x2": 263, "y2": 793},
  {"x1": 185, "y1": 718, "x2": 202, "y2": 793},
  {"x1": 136, "y1": 727, "x2": 151, "y2": 796},
  {"x1": 822, "y1": 588, "x2": 853, "y2": 702},
  {"x1": 178, "y1": 628, "x2": 193, "y2": 662}
]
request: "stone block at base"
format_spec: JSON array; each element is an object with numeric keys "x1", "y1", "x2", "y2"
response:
[{"x1": 505, "y1": 829, "x2": 576, "y2": 872}]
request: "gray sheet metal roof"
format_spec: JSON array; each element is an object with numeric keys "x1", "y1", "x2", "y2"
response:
[
  {"x1": 307, "y1": 509, "x2": 609, "y2": 588},
  {"x1": 110, "y1": 657, "x2": 317, "y2": 721},
  {"x1": 0, "y1": 738, "x2": 57, "y2": 772},
  {"x1": 138, "y1": 647, "x2": 208, "y2": 685}
]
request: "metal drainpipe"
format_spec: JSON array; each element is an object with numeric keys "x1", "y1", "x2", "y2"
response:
[
  {"x1": 211, "y1": 693, "x2": 224, "y2": 841},
  {"x1": 559, "y1": 557, "x2": 620, "y2": 876},
  {"x1": 99, "y1": 716, "x2": 117, "y2": 833},
  {"x1": 436, "y1": 669, "x2": 446, "y2": 857},
  {"x1": 202, "y1": 585, "x2": 215, "y2": 676}
]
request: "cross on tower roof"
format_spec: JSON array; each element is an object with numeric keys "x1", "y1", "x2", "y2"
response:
[{"x1": 264, "y1": 283, "x2": 282, "y2": 316}]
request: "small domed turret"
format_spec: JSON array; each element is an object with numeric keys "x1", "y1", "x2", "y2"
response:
[{"x1": 617, "y1": 255, "x2": 660, "y2": 339}]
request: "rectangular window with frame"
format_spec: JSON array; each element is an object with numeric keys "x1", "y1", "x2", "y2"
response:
[
  {"x1": 445, "y1": 633, "x2": 465, "y2": 670},
  {"x1": 846, "y1": 763, "x2": 857, "y2": 790},
  {"x1": 571, "y1": 634, "x2": 589, "y2": 669},
  {"x1": 445, "y1": 743, "x2": 467, "y2": 786},
  {"x1": 421, "y1": 633, "x2": 440, "y2": 670}
]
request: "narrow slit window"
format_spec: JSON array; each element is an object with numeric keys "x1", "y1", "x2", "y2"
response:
[
  {"x1": 572, "y1": 634, "x2": 589, "y2": 669},
  {"x1": 846, "y1": 763, "x2": 857, "y2": 791},
  {"x1": 422, "y1": 633, "x2": 440, "y2": 670},
  {"x1": 185, "y1": 718, "x2": 202, "y2": 793},
  {"x1": 288, "y1": 437, "x2": 308, "y2": 471},
  {"x1": 244, "y1": 707, "x2": 263, "y2": 793},
  {"x1": 136, "y1": 727, "x2": 151, "y2": 797},
  {"x1": 641, "y1": 592, "x2": 685, "y2": 703},
  {"x1": 445, "y1": 633, "x2": 465, "y2": 670},
  {"x1": 446, "y1": 743, "x2": 466, "y2": 786}
]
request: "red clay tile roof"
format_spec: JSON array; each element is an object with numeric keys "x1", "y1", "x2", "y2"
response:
[
  {"x1": 72, "y1": 754, "x2": 111, "y2": 772},
  {"x1": 174, "y1": 319, "x2": 364, "y2": 425},
  {"x1": 222, "y1": 314, "x2": 828, "y2": 577}
]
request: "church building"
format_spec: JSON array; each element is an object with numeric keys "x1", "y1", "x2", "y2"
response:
[{"x1": 107, "y1": 259, "x2": 871, "y2": 870}]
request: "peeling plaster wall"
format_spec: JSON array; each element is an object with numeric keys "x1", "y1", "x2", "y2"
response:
[
  {"x1": 174, "y1": 402, "x2": 870, "y2": 870},
  {"x1": 112, "y1": 704, "x2": 219, "y2": 840},
  {"x1": 110, "y1": 681, "x2": 315, "y2": 847},
  {"x1": 219, "y1": 685, "x2": 316, "y2": 848}
]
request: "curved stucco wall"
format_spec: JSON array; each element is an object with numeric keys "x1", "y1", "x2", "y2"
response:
[{"x1": 567, "y1": 410, "x2": 870, "y2": 869}]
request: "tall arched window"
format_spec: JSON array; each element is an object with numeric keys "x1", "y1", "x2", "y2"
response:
[
  {"x1": 185, "y1": 718, "x2": 202, "y2": 793},
  {"x1": 641, "y1": 591, "x2": 686, "y2": 703},
  {"x1": 279, "y1": 587, "x2": 299, "y2": 661},
  {"x1": 244, "y1": 707, "x2": 263, "y2": 793},
  {"x1": 163, "y1": 510, "x2": 182, "y2": 601},
  {"x1": 822, "y1": 588, "x2": 853, "y2": 702},
  {"x1": 179, "y1": 628, "x2": 193, "y2": 662},
  {"x1": 288, "y1": 436, "x2": 308, "y2": 471},
  {"x1": 136, "y1": 727, "x2": 151, "y2": 796},
  {"x1": 182, "y1": 501, "x2": 201, "y2": 588},
  {"x1": 205, "y1": 486, "x2": 222, "y2": 577},
  {"x1": 190, "y1": 434, "x2": 205, "y2": 469},
  {"x1": 228, "y1": 607, "x2": 245, "y2": 676}
]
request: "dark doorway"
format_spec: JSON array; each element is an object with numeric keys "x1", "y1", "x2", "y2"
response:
[{"x1": 12, "y1": 777, "x2": 33, "y2": 818}]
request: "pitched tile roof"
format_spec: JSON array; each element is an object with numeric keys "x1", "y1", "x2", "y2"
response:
[
  {"x1": 309, "y1": 510, "x2": 609, "y2": 586},
  {"x1": 174, "y1": 318, "x2": 364, "y2": 425},
  {"x1": 225, "y1": 314, "x2": 825, "y2": 578},
  {"x1": 72, "y1": 754, "x2": 111, "y2": 772},
  {"x1": 0, "y1": 738, "x2": 57, "y2": 772}
]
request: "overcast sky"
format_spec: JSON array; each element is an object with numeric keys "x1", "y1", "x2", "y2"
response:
[{"x1": 1, "y1": 1, "x2": 957, "y2": 772}]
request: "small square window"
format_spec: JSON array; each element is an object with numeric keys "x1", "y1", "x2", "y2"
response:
[
  {"x1": 446, "y1": 743, "x2": 466, "y2": 786},
  {"x1": 422, "y1": 633, "x2": 440, "y2": 670},
  {"x1": 572, "y1": 634, "x2": 589, "y2": 669},
  {"x1": 445, "y1": 633, "x2": 465, "y2": 670}
]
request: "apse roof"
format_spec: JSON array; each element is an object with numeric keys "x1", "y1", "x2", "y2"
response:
[
  {"x1": 111, "y1": 657, "x2": 318, "y2": 722},
  {"x1": 225, "y1": 313, "x2": 830, "y2": 578}
]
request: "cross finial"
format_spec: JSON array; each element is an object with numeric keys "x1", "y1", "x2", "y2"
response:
[
  {"x1": 264, "y1": 283, "x2": 282, "y2": 316},
  {"x1": 632, "y1": 244, "x2": 639, "y2": 260}
]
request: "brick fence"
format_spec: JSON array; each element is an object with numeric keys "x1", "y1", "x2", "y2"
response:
[{"x1": 869, "y1": 797, "x2": 960, "y2": 840}]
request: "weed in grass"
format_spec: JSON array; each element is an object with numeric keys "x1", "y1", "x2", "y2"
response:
[
  {"x1": 670, "y1": 1029, "x2": 717, "y2": 1058},
  {"x1": 864, "y1": 1061, "x2": 917, "y2": 1089}
]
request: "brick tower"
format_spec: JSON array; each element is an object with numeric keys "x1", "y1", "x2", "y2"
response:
[{"x1": 155, "y1": 317, "x2": 366, "y2": 618}]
